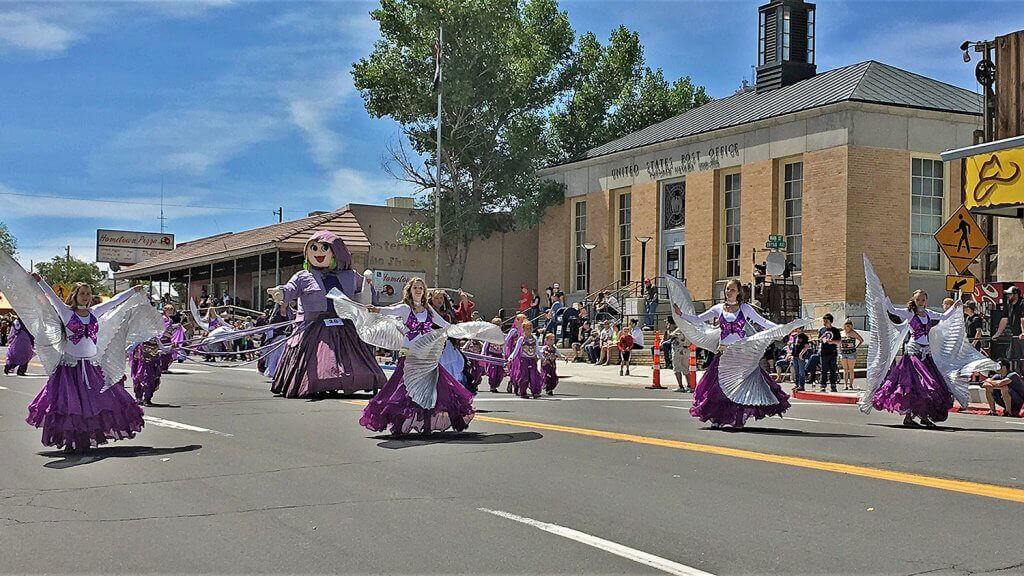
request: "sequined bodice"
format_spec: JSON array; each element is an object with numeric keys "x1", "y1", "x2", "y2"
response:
[
  {"x1": 522, "y1": 337, "x2": 537, "y2": 358},
  {"x1": 405, "y1": 307, "x2": 434, "y2": 340},
  {"x1": 719, "y1": 309, "x2": 747, "y2": 340},
  {"x1": 67, "y1": 313, "x2": 98, "y2": 345},
  {"x1": 910, "y1": 313, "x2": 932, "y2": 340}
]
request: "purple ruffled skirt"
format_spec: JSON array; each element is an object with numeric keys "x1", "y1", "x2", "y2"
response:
[
  {"x1": 689, "y1": 353, "x2": 791, "y2": 427},
  {"x1": 4, "y1": 330, "x2": 35, "y2": 372},
  {"x1": 360, "y1": 357, "x2": 475, "y2": 435},
  {"x1": 26, "y1": 361, "x2": 144, "y2": 450},
  {"x1": 130, "y1": 345, "x2": 163, "y2": 403},
  {"x1": 272, "y1": 313, "x2": 386, "y2": 398},
  {"x1": 871, "y1": 353, "x2": 951, "y2": 422},
  {"x1": 542, "y1": 363, "x2": 558, "y2": 393}
]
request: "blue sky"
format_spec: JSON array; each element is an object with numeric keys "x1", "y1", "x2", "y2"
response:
[{"x1": 2, "y1": 0, "x2": 1022, "y2": 271}]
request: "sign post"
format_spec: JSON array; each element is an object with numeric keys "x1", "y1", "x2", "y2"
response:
[{"x1": 934, "y1": 205, "x2": 989, "y2": 275}]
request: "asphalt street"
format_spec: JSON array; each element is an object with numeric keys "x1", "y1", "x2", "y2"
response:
[{"x1": 2, "y1": 354, "x2": 1024, "y2": 575}]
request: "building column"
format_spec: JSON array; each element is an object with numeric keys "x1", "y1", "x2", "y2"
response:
[
  {"x1": 257, "y1": 254, "x2": 263, "y2": 310},
  {"x1": 275, "y1": 249, "x2": 281, "y2": 285},
  {"x1": 232, "y1": 259, "x2": 237, "y2": 307},
  {"x1": 209, "y1": 262, "x2": 214, "y2": 303}
]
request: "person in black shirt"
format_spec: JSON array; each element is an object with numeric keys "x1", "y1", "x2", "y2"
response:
[
  {"x1": 818, "y1": 313, "x2": 842, "y2": 393},
  {"x1": 964, "y1": 301, "x2": 984, "y2": 352},
  {"x1": 790, "y1": 326, "x2": 810, "y2": 391},
  {"x1": 994, "y1": 286, "x2": 1024, "y2": 371}
]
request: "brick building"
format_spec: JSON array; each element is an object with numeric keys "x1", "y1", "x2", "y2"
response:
[{"x1": 536, "y1": 0, "x2": 983, "y2": 321}]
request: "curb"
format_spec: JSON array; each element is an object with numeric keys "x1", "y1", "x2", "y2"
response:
[{"x1": 791, "y1": 389, "x2": 859, "y2": 404}]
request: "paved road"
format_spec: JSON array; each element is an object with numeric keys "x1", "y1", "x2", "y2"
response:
[{"x1": 2, "y1": 357, "x2": 1023, "y2": 575}]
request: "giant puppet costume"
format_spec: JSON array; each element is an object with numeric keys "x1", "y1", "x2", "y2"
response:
[
  {"x1": 0, "y1": 251, "x2": 163, "y2": 452},
  {"x1": 328, "y1": 278, "x2": 504, "y2": 436},
  {"x1": 665, "y1": 275, "x2": 809, "y2": 428},
  {"x1": 267, "y1": 231, "x2": 385, "y2": 398},
  {"x1": 860, "y1": 256, "x2": 997, "y2": 426}
]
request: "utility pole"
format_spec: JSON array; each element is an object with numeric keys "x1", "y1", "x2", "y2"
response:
[
  {"x1": 65, "y1": 245, "x2": 71, "y2": 283},
  {"x1": 433, "y1": 23, "x2": 444, "y2": 287},
  {"x1": 159, "y1": 175, "x2": 167, "y2": 233},
  {"x1": 274, "y1": 207, "x2": 283, "y2": 223}
]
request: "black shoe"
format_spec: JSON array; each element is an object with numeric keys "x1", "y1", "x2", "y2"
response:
[{"x1": 831, "y1": 388, "x2": 838, "y2": 393}]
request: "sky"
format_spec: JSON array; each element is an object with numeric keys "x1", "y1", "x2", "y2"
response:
[{"x1": 2, "y1": 0, "x2": 1023, "y2": 272}]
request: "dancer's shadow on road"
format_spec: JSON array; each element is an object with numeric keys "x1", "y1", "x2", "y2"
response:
[
  {"x1": 374, "y1": 431, "x2": 542, "y2": 449},
  {"x1": 39, "y1": 444, "x2": 202, "y2": 469},
  {"x1": 869, "y1": 423, "x2": 1024, "y2": 433},
  {"x1": 714, "y1": 427, "x2": 871, "y2": 438},
  {"x1": 144, "y1": 402, "x2": 181, "y2": 408}
]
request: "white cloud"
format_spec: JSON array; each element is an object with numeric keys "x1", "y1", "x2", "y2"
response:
[
  {"x1": 0, "y1": 10, "x2": 80, "y2": 54},
  {"x1": 0, "y1": 182, "x2": 227, "y2": 221},
  {"x1": 286, "y1": 72, "x2": 354, "y2": 169},
  {"x1": 90, "y1": 110, "x2": 281, "y2": 178},
  {"x1": 325, "y1": 167, "x2": 418, "y2": 208}
]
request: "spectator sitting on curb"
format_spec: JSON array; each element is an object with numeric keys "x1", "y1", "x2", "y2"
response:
[{"x1": 983, "y1": 359, "x2": 1024, "y2": 417}]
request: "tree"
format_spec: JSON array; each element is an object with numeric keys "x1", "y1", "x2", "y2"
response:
[
  {"x1": 548, "y1": 26, "x2": 710, "y2": 162},
  {"x1": 354, "y1": 0, "x2": 709, "y2": 286},
  {"x1": 36, "y1": 255, "x2": 108, "y2": 296},
  {"x1": 0, "y1": 221, "x2": 16, "y2": 256},
  {"x1": 354, "y1": 0, "x2": 575, "y2": 286}
]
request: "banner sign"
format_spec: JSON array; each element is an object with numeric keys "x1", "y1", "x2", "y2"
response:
[
  {"x1": 96, "y1": 229, "x2": 174, "y2": 265},
  {"x1": 372, "y1": 270, "x2": 425, "y2": 304}
]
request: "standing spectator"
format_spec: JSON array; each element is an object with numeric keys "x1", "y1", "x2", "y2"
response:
[
  {"x1": 455, "y1": 290, "x2": 475, "y2": 323},
  {"x1": 517, "y1": 285, "x2": 531, "y2": 314},
  {"x1": 665, "y1": 317, "x2": 691, "y2": 391},
  {"x1": 605, "y1": 292, "x2": 620, "y2": 317},
  {"x1": 629, "y1": 318, "x2": 644, "y2": 350},
  {"x1": 818, "y1": 314, "x2": 841, "y2": 392},
  {"x1": 530, "y1": 289, "x2": 542, "y2": 320},
  {"x1": 839, "y1": 320, "x2": 864, "y2": 391},
  {"x1": 965, "y1": 301, "x2": 984, "y2": 352},
  {"x1": 544, "y1": 309, "x2": 558, "y2": 336},
  {"x1": 643, "y1": 280, "x2": 658, "y2": 329},
  {"x1": 993, "y1": 286, "x2": 1024, "y2": 370},
  {"x1": 983, "y1": 359, "x2": 1024, "y2": 416},
  {"x1": 561, "y1": 302, "x2": 580, "y2": 348},
  {"x1": 572, "y1": 320, "x2": 592, "y2": 361},
  {"x1": 222, "y1": 292, "x2": 233, "y2": 307},
  {"x1": 942, "y1": 297, "x2": 955, "y2": 312},
  {"x1": 661, "y1": 318, "x2": 675, "y2": 369},
  {"x1": 597, "y1": 321, "x2": 613, "y2": 365},
  {"x1": 545, "y1": 286, "x2": 554, "y2": 310},
  {"x1": 617, "y1": 322, "x2": 634, "y2": 376},
  {"x1": 790, "y1": 326, "x2": 810, "y2": 391}
]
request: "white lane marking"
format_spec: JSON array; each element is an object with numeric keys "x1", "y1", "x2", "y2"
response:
[
  {"x1": 224, "y1": 367, "x2": 258, "y2": 372},
  {"x1": 662, "y1": 405, "x2": 690, "y2": 411},
  {"x1": 143, "y1": 416, "x2": 233, "y2": 437},
  {"x1": 0, "y1": 385, "x2": 7, "y2": 390},
  {"x1": 479, "y1": 508, "x2": 715, "y2": 576},
  {"x1": 164, "y1": 368, "x2": 209, "y2": 374},
  {"x1": 781, "y1": 417, "x2": 820, "y2": 423}
]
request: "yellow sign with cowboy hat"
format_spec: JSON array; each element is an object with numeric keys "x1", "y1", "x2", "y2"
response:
[
  {"x1": 964, "y1": 144, "x2": 1024, "y2": 211},
  {"x1": 52, "y1": 282, "x2": 72, "y2": 302}
]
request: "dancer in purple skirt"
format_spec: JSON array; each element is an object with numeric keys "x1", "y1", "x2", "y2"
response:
[
  {"x1": 509, "y1": 320, "x2": 542, "y2": 398},
  {"x1": 267, "y1": 230, "x2": 385, "y2": 398},
  {"x1": 540, "y1": 332, "x2": 564, "y2": 396},
  {"x1": 0, "y1": 251, "x2": 163, "y2": 453},
  {"x1": 3, "y1": 316, "x2": 34, "y2": 376},
  {"x1": 666, "y1": 276, "x2": 809, "y2": 429},
  {"x1": 503, "y1": 313, "x2": 526, "y2": 393},
  {"x1": 329, "y1": 277, "x2": 504, "y2": 437},
  {"x1": 860, "y1": 256, "x2": 997, "y2": 427},
  {"x1": 484, "y1": 317, "x2": 505, "y2": 392}
]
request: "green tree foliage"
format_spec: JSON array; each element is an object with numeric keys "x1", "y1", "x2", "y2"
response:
[
  {"x1": 354, "y1": 0, "x2": 709, "y2": 286},
  {"x1": 36, "y1": 255, "x2": 108, "y2": 296},
  {"x1": 0, "y1": 222, "x2": 16, "y2": 256}
]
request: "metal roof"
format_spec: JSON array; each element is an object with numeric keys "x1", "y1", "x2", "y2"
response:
[
  {"x1": 113, "y1": 209, "x2": 370, "y2": 279},
  {"x1": 573, "y1": 60, "x2": 982, "y2": 163}
]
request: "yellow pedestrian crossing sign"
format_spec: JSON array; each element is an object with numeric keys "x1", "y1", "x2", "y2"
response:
[
  {"x1": 52, "y1": 282, "x2": 72, "y2": 302},
  {"x1": 934, "y1": 205, "x2": 988, "y2": 274}
]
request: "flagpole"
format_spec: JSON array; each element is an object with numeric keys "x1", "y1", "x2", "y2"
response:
[{"x1": 433, "y1": 24, "x2": 443, "y2": 287}]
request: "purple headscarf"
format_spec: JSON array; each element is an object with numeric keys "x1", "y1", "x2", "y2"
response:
[{"x1": 305, "y1": 230, "x2": 352, "y2": 271}]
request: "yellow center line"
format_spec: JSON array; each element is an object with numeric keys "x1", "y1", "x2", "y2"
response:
[{"x1": 344, "y1": 399, "x2": 1024, "y2": 504}]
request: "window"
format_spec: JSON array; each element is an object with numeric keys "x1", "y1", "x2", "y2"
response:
[
  {"x1": 782, "y1": 6, "x2": 791, "y2": 60},
  {"x1": 911, "y1": 159, "x2": 944, "y2": 271},
  {"x1": 758, "y1": 11, "x2": 766, "y2": 66},
  {"x1": 574, "y1": 201, "x2": 587, "y2": 292},
  {"x1": 807, "y1": 8, "x2": 815, "y2": 64},
  {"x1": 618, "y1": 192, "x2": 632, "y2": 285},
  {"x1": 784, "y1": 162, "x2": 803, "y2": 271},
  {"x1": 663, "y1": 181, "x2": 685, "y2": 230},
  {"x1": 723, "y1": 174, "x2": 741, "y2": 278}
]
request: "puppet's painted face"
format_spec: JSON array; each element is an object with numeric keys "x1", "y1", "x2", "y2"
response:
[{"x1": 305, "y1": 241, "x2": 334, "y2": 269}]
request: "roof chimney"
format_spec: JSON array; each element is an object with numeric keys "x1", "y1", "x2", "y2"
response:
[
  {"x1": 386, "y1": 196, "x2": 415, "y2": 209},
  {"x1": 756, "y1": 0, "x2": 817, "y2": 92}
]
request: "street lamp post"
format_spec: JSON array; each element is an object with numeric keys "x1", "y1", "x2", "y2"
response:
[
  {"x1": 635, "y1": 236, "x2": 652, "y2": 285},
  {"x1": 582, "y1": 243, "x2": 596, "y2": 297}
]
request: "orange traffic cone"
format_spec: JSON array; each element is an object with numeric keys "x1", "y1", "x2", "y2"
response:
[
  {"x1": 687, "y1": 343, "x2": 697, "y2": 391},
  {"x1": 647, "y1": 330, "x2": 666, "y2": 389}
]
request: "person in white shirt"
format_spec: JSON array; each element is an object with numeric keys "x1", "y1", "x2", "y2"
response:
[{"x1": 629, "y1": 318, "x2": 644, "y2": 349}]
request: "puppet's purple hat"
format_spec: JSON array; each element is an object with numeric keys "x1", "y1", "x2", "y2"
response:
[{"x1": 305, "y1": 230, "x2": 352, "y2": 271}]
